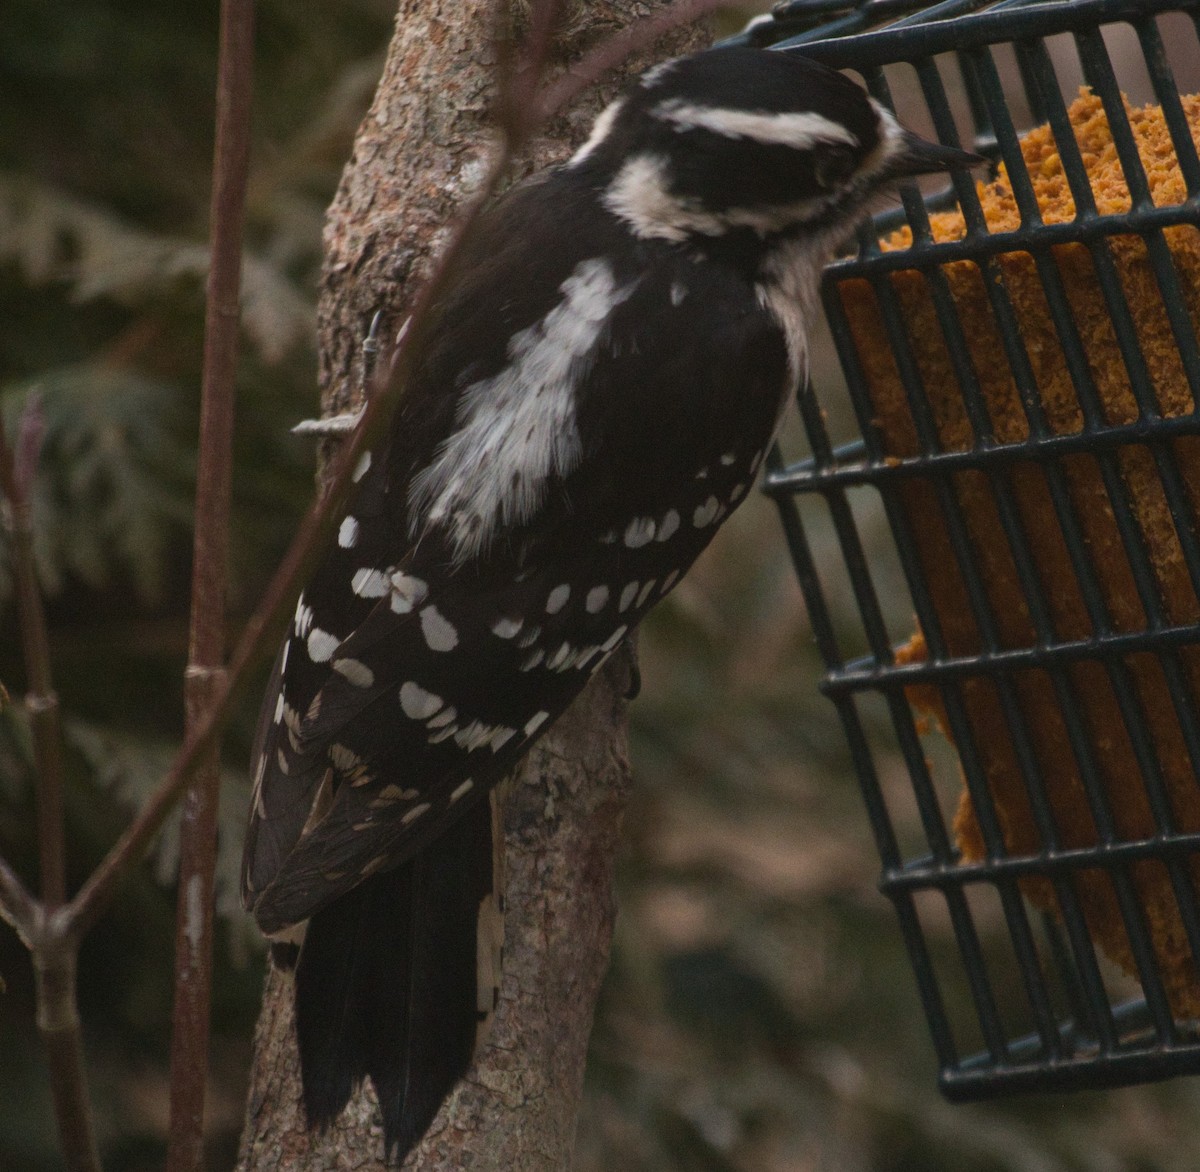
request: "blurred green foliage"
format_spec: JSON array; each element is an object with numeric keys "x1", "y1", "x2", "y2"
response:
[{"x1": 4, "y1": 2, "x2": 1200, "y2": 1170}]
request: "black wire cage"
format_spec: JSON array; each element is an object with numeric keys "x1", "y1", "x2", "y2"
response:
[{"x1": 733, "y1": 0, "x2": 1200, "y2": 1100}]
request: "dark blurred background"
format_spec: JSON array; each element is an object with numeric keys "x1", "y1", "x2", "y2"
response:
[{"x1": 3, "y1": 1, "x2": 1200, "y2": 1168}]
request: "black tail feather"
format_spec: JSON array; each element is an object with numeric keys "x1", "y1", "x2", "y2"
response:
[{"x1": 294, "y1": 798, "x2": 497, "y2": 1161}]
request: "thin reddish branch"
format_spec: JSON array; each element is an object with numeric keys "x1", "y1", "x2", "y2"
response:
[
  {"x1": 166, "y1": 0, "x2": 257, "y2": 1165},
  {"x1": 0, "y1": 405, "x2": 66, "y2": 909},
  {"x1": 535, "y1": 0, "x2": 731, "y2": 122},
  {"x1": 497, "y1": 0, "x2": 567, "y2": 139},
  {"x1": 35, "y1": 947, "x2": 102, "y2": 1172}
]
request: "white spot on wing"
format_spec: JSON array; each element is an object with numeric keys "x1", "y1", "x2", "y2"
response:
[
  {"x1": 670, "y1": 280, "x2": 686, "y2": 307},
  {"x1": 656, "y1": 509, "x2": 680, "y2": 542},
  {"x1": 376, "y1": 784, "x2": 419, "y2": 803},
  {"x1": 574, "y1": 645, "x2": 601, "y2": 670},
  {"x1": 420, "y1": 606, "x2": 458, "y2": 652},
  {"x1": 352, "y1": 450, "x2": 371, "y2": 483},
  {"x1": 601, "y1": 625, "x2": 628, "y2": 653},
  {"x1": 338, "y1": 516, "x2": 359, "y2": 548},
  {"x1": 351, "y1": 568, "x2": 389, "y2": 598},
  {"x1": 546, "y1": 584, "x2": 571, "y2": 614},
  {"x1": 390, "y1": 571, "x2": 428, "y2": 614},
  {"x1": 306, "y1": 628, "x2": 339, "y2": 663},
  {"x1": 402, "y1": 802, "x2": 432, "y2": 825},
  {"x1": 450, "y1": 778, "x2": 475, "y2": 802},
  {"x1": 400, "y1": 681, "x2": 443, "y2": 720},
  {"x1": 455, "y1": 721, "x2": 494, "y2": 752},
  {"x1": 329, "y1": 743, "x2": 363, "y2": 772},
  {"x1": 273, "y1": 693, "x2": 284, "y2": 724},
  {"x1": 693, "y1": 497, "x2": 719, "y2": 527},
  {"x1": 619, "y1": 582, "x2": 639, "y2": 612},
  {"x1": 636, "y1": 580, "x2": 656, "y2": 607},
  {"x1": 585, "y1": 585, "x2": 609, "y2": 613},
  {"x1": 524, "y1": 711, "x2": 550, "y2": 737},
  {"x1": 427, "y1": 705, "x2": 457, "y2": 729},
  {"x1": 624, "y1": 517, "x2": 656, "y2": 548},
  {"x1": 546, "y1": 642, "x2": 573, "y2": 671},
  {"x1": 492, "y1": 616, "x2": 523, "y2": 639},
  {"x1": 332, "y1": 657, "x2": 375, "y2": 688}
]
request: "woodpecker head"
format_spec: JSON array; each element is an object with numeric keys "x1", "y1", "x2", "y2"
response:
[{"x1": 571, "y1": 47, "x2": 980, "y2": 244}]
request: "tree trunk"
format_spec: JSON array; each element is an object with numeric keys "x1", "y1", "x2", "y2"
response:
[{"x1": 236, "y1": 4, "x2": 708, "y2": 1168}]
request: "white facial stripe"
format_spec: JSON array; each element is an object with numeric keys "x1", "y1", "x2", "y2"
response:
[
  {"x1": 639, "y1": 57, "x2": 680, "y2": 89},
  {"x1": 603, "y1": 153, "x2": 832, "y2": 242},
  {"x1": 409, "y1": 258, "x2": 636, "y2": 563},
  {"x1": 604, "y1": 154, "x2": 714, "y2": 242},
  {"x1": 570, "y1": 98, "x2": 624, "y2": 165},
  {"x1": 653, "y1": 99, "x2": 859, "y2": 151}
]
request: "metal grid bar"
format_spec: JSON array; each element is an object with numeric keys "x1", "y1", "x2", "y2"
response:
[{"x1": 764, "y1": 0, "x2": 1200, "y2": 1098}]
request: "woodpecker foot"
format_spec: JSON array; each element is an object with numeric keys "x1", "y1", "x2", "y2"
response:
[{"x1": 622, "y1": 634, "x2": 641, "y2": 700}]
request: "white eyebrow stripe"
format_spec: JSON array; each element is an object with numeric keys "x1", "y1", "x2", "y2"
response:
[{"x1": 652, "y1": 99, "x2": 859, "y2": 150}]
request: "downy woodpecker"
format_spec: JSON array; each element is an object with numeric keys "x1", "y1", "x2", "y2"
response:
[{"x1": 242, "y1": 44, "x2": 979, "y2": 1161}]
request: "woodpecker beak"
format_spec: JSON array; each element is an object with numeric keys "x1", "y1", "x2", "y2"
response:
[{"x1": 886, "y1": 129, "x2": 984, "y2": 178}]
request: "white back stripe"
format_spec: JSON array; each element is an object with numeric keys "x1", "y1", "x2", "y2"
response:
[{"x1": 408, "y1": 258, "x2": 636, "y2": 563}]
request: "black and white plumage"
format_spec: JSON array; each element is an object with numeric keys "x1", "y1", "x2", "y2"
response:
[{"x1": 241, "y1": 45, "x2": 978, "y2": 1161}]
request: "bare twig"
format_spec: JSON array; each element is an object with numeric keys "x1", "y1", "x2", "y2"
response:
[
  {"x1": 0, "y1": 406, "x2": 101, "y2": 1170},
  {"x1": 0, "y1": 855, "x2": 36, "y2": 946},
  {"x1": 496, "y1": 0, "x2": 566, "y2": 140},
  {"x1": 165, "y1": 0, "x2": 257, "y2": 1165}
]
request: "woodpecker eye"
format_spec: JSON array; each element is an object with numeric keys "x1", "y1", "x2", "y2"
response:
[{"x1": 813, "y1": 145, "x2": 858, "y2": 190}]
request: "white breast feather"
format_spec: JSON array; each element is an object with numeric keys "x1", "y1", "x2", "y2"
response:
[
  {"x1": 755, "y1": 226, "x2": 849, "y2": 393},
  {"x1": 409, "y1": 258, "x2": 636, "y2": 563}
]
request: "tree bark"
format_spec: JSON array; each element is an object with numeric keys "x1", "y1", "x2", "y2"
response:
[{"x1": 236, "y1": 4, "x2": 708, "y2": 1168}]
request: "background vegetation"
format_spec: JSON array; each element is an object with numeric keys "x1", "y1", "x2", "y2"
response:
[{"x1": 3, "y1": 1, "x2": 1200, "y2": 1168}]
